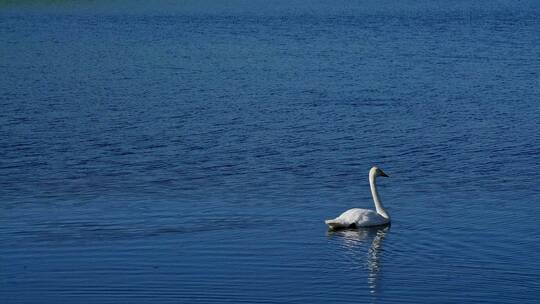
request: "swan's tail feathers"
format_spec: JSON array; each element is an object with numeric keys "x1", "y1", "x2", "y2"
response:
[{"x1": 325, "y1": 219, "x2": 347, "y2": 230}]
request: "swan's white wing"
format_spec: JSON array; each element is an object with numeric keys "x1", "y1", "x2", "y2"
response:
[{"x1": 326, "y1": 208, "x2": 389, "y2": 229}]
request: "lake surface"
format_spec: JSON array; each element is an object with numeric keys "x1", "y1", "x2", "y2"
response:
[{"x1": 1, "y1": 1, "x2": 540, "y2": 303}]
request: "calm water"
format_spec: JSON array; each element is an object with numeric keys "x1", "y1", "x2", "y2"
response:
[{"x1": 1, "y1": 1, "x2": 540, "y2": 303}]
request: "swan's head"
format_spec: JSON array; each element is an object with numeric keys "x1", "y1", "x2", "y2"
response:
[{"x1": 371, "y1": 166, "x2": 389, "y2": 177}]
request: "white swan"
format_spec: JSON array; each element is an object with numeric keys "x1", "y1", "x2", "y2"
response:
[{"x1": 325, "y1": 166, "x2": 390, "y2": 229}]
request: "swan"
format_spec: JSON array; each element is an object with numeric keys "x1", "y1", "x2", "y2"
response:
[{"x1": 325, "y1": 166, "x2": 390, "y2": 229}]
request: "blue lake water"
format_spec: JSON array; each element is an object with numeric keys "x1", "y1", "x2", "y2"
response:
[{"x1": 1, "y1": 1, "x2": 540, "y2": 303}]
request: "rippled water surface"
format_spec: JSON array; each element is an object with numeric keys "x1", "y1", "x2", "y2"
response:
[{"x1": 2, "y1": 1, "x2": 540, "y2": 303}]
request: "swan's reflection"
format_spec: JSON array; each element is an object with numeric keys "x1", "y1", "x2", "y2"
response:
[{"x1": 327, "y1": 226, "x2": 390, "y2": 295}]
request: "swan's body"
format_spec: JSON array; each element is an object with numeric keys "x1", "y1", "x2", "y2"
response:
[
  {"x1": 327, "y1": 208, "x2": 389, "y2": 229},
  {"x1": 325, "y1": 166, "x2": 390, "y2": 229}
]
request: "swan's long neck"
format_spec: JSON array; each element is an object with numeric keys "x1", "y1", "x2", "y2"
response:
[{"x1": 369, "y1": 172, "x2": 390, "y2": 219}]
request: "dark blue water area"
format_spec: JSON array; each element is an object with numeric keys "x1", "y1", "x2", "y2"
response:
[{"x1": 1, "y1": 1, "x2": 540, "y2": 303}]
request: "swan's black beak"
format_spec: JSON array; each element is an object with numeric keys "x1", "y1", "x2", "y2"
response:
[{"x1": 380, "y1": 171, "x2": 389, "y2": 177}]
